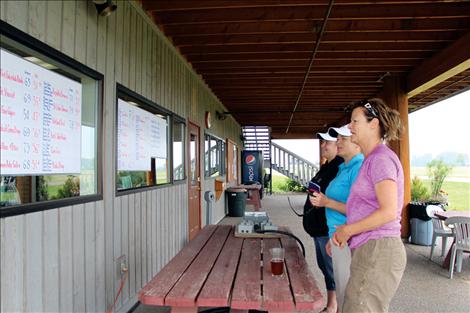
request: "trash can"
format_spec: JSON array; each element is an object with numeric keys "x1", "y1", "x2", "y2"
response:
[
  {"x1": 226, "y1": 188, "x2": 247, "y2": 217},
  {"x1": 410, "y1": 218, "x2": 433, "y2": 245},
  {"x1": 409, "y1": 202, "x2": 444, "y2": 245},
  {"x1": 409, "y1": 202, "x2": 431, "y2": 221}
]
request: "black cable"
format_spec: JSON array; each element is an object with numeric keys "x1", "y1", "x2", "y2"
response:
[
  {"x1": 199, "y1": 308, "x2": 230, "y2": 313},
  {"x1": 254, "y1": 229, "x2": 306, "y2": 257},
  {"x1": 287, "y1": 196, "x2": 316, "y2": 217}
]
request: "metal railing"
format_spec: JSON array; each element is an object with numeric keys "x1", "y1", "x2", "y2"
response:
[{"x1": 271, "y1": 142, "x2": 318, "y2": 186}]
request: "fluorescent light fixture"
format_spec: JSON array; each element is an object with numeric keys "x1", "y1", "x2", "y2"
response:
[
  {"x1": 127, "y1": 101, "x2": 139, "y2": 107},
  {"x1": 24, "y1": 56, "x2": 58, "y2": 70}
]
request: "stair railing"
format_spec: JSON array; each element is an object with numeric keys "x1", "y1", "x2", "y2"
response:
[{"x1": 271, "y1": 142, "x2": 318, "y2": 186}]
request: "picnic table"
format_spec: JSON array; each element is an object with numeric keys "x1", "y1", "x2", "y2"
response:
[
  {"x1": 139, "y1": 224, "x2": 323, "y2": 312},
  {"x1": 237, "y1": 184, "x2": 262, "y2": 210},
  {"x1": 434, "y1": 210, "x2": 470, "y2": 220}
]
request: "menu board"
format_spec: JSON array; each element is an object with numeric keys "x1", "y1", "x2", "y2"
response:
[
  {"x1": 117, "y1": 99, "x2": 167, "y2": 171},
  {"x1": 0, "y1": 49, "x2": 82, "y2": 175}
]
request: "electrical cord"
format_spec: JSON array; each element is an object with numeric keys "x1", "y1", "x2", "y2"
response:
[
  {"x1": 106, "y1": 267, "x2": 129, "y2": 313},
  {"x1": 254, "y1": 227, "x2": 306, "y2": 257},
  {"x1": 287, "y1": 196, "x2": 315, "y2": 217}
]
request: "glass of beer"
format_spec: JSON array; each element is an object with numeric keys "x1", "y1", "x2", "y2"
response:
[{"x1": 270, "y1": 247, "x2": 285, "y2": 276}]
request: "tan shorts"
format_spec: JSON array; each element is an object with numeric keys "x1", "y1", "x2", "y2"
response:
[{"x1": 342, "y1": 237, "x2": 406, "y2": 313}]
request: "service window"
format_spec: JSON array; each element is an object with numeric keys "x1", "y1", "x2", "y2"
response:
[
  {"x1": 0, "y1": 23, "x2": 102, "y2": 217},
  {"x1": 204, "y1": 134, "x2": 226, "y2": 178},
  {"x1": 116, "y1": 85, "x2": 170, "y2": 191}
]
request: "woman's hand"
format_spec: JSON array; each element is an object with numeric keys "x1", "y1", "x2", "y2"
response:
[
  {"x1": 333, "y1": 225, "x2": 352, "y2": 248},
  {"x1": 326, "y1": 240, "x2": 332, "y2": 257},
  {"x1": 309, "y1": 192, "x2": 328, "y2": 207}
]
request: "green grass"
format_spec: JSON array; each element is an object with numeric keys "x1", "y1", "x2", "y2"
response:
[
  {"x1": 271, "y1": 170, "x2": 469, "y2": 211},
  {"x1": 271, "y1": 171, "x2": 290, "y2": 193},
  {"x1": 420, "y1": 180, "x2": 469, "y2": 211},
  {"x1": 47, "y1": 185, "x2": 61, "y2": 198},
  {"x1": 411, "y1": 166, "x2": 470, "y2": 178},
  {"x1": 0, "y1": 191, "x2": 18, "y2": 202}
]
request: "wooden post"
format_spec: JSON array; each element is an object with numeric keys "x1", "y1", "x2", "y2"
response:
[
  {"x1": 380, "y1": 75, "x2": 411, "y2": 239},
  {"x1": 15, "y1": 176, "x2": 31, "y2": 203}
]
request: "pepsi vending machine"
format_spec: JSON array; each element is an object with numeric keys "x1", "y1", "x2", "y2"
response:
[{"x1": 242, "y1": 150, "x2": 264, "y2": 185}]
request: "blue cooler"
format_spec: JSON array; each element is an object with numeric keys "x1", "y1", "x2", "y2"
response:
[{"x1": 410, "y1": 218, "x2": 433, "y2": 246}]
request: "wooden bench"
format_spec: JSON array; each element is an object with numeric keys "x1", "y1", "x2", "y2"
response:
[{"x1": 139, "y1": 225, "x2": 323, "y2": 313}]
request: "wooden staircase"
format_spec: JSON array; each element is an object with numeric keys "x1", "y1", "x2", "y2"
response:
[
  {"x1": 271, "y1": 142, "x2": 318, "y2": 186},
  {"x1": 242, "y1": 126, "x2": 318, "y2": 189}
]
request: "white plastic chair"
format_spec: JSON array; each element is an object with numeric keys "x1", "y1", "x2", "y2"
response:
[
  {"x1": 427, "y1": 205, "x2": 454, "y2": 259},
  {"x1": 445, "y1": 216, "x2": 470, "y2": 279}
]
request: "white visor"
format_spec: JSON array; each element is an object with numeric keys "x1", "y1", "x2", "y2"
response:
[
  {"x1": 316, "y1": 132, "x2": 337, "y2": 141},
  {"x1": 328, "y1": 124, "x2": 351, "y2": 137}
]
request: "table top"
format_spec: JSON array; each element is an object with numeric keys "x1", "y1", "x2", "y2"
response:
[
  {"x1": 139, "y1": 224, "x2": 323, "y2": 312},
  {"x1": 237, "y1": 184, "x2": 262, "y2": 190},
  {"x1": 434, "y1": 210, "x2": 470, "y2": 220}
]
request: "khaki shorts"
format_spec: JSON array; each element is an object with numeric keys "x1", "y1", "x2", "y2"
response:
[{"x1": 342, "y1": 237, "x2": 406, "y2": 313}]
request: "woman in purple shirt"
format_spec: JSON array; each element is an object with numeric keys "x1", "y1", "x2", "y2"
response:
[{"x1": 334, "y1": 98, "x2": 407, "y2": 313}]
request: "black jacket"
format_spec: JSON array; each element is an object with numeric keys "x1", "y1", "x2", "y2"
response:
[{"x1": 302, "y1": 156, "x2": 343, "y2": 237}]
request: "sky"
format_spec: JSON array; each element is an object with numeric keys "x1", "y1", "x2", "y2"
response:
[
  {"x1": 409, "y1": 89, "x2": 470, "y2": 158},
  {"x1": 272, "y1": 139, "x2": 320, "y2": 165},
  {"x1": 274, "y1": 89, "x2": 470, "y2": 165}
]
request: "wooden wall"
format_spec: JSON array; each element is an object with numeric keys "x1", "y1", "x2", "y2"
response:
[{"x1": 0, "y1": 1, "x2": 242, "y2": 312}]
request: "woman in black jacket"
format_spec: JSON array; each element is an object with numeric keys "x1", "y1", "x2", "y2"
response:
[{"x1": 303, "y1": 131, "x2": 343, "y2": 313}]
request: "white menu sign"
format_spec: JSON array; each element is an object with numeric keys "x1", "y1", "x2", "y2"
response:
[
  {"x1": 0, "y1": 49, "x2": 82, "y2": 175},
  {"x1": 117, "y1": 99, "x2": 167, "y2": 171}
]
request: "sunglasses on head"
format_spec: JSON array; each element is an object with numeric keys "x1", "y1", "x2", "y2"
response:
[{"x1": 354, "y1": 99, "x2": 379, "y2": 118}]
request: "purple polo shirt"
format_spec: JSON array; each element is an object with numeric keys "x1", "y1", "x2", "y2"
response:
[{"x1": 346, "y1": 144, "x2": 404, "y2": 249}]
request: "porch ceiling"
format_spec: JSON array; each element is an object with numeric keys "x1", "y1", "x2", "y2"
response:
[{"x1": 140, "y1": 0, "x2": 470, "y2": 138}]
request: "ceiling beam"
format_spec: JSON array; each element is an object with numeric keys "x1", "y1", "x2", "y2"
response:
[
  {"x1": 204, "y1": 72, "x2": 383, "y2": 78},
  {"x1": 407, "y1": 31, "x2": 470, "y2": 97},
  {"x1": 150, "y1": 3, "x2": 470, "y2": 25},
  {"x1": 209, "y1": 83, "x2": 379, "y2": 89},
  {"x1": 193, "y1": 59, "x2": 417, "y2": 69},
  {"x1": 161, "y1": 18, "x2": 470, "y2": 36},
  {"x1": 224, "y1": 98, "x2": 367, "y2": 103},
  {"x1": 179, "y1": 41, "x2": 444, "y2": 54},
  {"x1": 187, "y1": 51, "x2": 431, "y2": 62},
  {"x1": 143, "y1": 1, "x2": 467, "y2": 12},
  {"x1": 408, "y1": 70, "x2": 470, "y2": 105},
  {"x1": 198, "y1": 67, "x2": 410, "y2": 74},
  {"x1": 172, "y1": 31, "x2": 459, "y2": 47},
  {"x1": 219, "y1": 93, "x2": 374, "y2": 99},
  {"x1": 211, "y1": 84, "x2": 383, "y2": 89}
]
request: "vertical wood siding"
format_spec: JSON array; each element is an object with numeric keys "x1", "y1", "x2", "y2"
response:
[{"x1": 0, "y1": 1, "x2": 241, "y2": 312}]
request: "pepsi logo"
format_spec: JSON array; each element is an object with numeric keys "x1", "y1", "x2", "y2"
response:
[{"x1": 245, "y1": 155, "x2": 256, "y2": 165}]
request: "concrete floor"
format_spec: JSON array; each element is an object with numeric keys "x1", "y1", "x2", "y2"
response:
[{"x1": 136, "y1": 193, "x2": 470, "y2": 313}]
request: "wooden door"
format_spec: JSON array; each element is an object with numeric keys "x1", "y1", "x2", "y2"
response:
[{"x1": 188, "y1": 121, "x2": 201, "y2": 240}]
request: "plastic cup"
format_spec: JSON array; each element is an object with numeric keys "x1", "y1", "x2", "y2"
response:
[{"x1": 270, "y1": 247, "x2": 285, "y2": 275}]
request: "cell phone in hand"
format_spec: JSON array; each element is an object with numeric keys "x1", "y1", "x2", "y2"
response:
[{"x1": 307, "y1": 181, "x2": 321, "y2": 195}]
